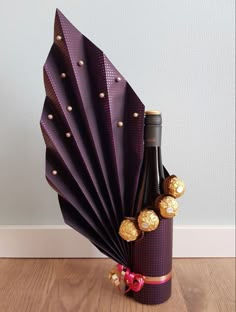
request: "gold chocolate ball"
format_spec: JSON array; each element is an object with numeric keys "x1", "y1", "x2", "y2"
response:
[
  {"x1": 157, "y1": 196, "x2": 179, "y2": 218},
  {"x1": 119, "y1": 219, "x2": 140, "y2": 242},
  {"x1": 108, "y1": 272, "x2": 121, "y2": 287},
  {"x1": 137, "y1": 209, "x2": 159, "y2": 232},
  {"x1": 164, "y1": 175, "x2": 185, "y2": 198}
]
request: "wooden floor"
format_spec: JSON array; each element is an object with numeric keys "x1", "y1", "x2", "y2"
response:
[{"x1": 0, "y1": 258, "x2": 235, "y2": 312}]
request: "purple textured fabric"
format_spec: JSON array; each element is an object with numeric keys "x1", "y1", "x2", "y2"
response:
[
  {"x1": 40, "y1": 9, "x2": 144, "y2": 267},
  {"x1": 132, "y1": 218, "x2": 173, "y2": 304}
]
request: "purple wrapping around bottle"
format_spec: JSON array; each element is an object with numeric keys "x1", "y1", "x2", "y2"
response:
[{"x1": 132, "y1": 218, "x2": 173, "y2": 304}]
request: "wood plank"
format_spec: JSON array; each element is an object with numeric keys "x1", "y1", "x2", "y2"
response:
[
  {"x1": 175, "y1": 258, "x2": 235, "y2": 312},
  {"x1": 0, "y1": 258, "x2": 234, "y2": 312}
]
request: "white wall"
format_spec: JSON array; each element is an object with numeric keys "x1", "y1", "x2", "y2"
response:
[{"x1": 0, "y1": 0, "x2": 235, "y2": 226}]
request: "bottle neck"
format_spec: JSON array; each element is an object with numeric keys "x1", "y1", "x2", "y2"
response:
[
  {"x1": 140, "y1": 116, "x2": 165, "y2": 207},
  {"x1": 142, "y1": 146, "x2": 164, "y2": 204},
  {"x1": 144, "y1": 114, "x2": 162, "y2": 147}
]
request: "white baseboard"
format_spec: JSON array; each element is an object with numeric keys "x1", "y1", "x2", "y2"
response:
[{"x1": 0, "y1": 225, "x2": 235, "y2": 258}]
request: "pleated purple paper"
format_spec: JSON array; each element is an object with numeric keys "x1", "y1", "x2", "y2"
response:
[
  {"x1": 41, "y1": 9, "x2": 144, "y2": 267},
  {"x1": 41, "y1": 9, "x2": 173, "y2": 305}
]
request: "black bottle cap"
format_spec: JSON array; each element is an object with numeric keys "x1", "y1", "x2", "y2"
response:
[{"x1": 145, "y1": 111, "x2": 162, "y2": 126}]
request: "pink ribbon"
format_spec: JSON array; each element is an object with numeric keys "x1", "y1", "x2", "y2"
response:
[
  {"x1": 110, "y1": 264, "x2": 172, "y2": 293},
  {"x1": 116, "y1": 264, "x2": 145, "y2": 292}
]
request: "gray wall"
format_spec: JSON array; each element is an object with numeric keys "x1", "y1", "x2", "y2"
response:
[{"x1": 0, "y1": 1, "x2": 234, "y2": 225}]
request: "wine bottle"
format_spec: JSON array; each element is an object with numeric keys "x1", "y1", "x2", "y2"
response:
[{"x1": 132, "y1": 111, "x2": 173, "y2": 305}]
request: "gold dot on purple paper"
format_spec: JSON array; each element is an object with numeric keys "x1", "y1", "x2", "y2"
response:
[
  {"x1": 77, "y1": 60, "x2": 84, "y2": 67},
  {"x1": 99, "y1": 92, "x2": 105, "y2": 99},
  {"x1": 56, "y1": 35, "x2": 62, "y2": 41}
]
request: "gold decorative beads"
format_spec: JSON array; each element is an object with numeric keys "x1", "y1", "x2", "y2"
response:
[
  {"x1": 137, "y1": 209, "x2": 159, "y2": 232},
  {"x1": 77, "y1": 60, "x2": 84, "y2": 67},
  {"x1": 65, "y1": 132, "x2": 72, "y2": 138},
  {"x1": 99, "y1": 92, "x2": 105, "y2": 98},
  {"x1": 56, "y1": 35, "x2": 62, "y2": 41}
]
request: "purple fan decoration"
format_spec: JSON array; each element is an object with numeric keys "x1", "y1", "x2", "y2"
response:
[{"x1": 40, "y1": 9, "x2": 145, "y2": 266}]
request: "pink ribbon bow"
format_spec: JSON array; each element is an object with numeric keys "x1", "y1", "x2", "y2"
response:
[{"x1": 116, "y1": 264, "x2": 145, "y2": 292}]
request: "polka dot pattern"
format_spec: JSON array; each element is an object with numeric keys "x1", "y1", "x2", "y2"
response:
[{"x1": 132, "y1": 216, "x2": 173, "y2": 304}]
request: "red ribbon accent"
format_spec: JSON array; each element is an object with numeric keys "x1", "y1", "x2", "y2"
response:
[
  {"x1": 110, "y1": 264, "x2": 172, "y2": 293},
  {"x1": 116, "y1": 264, "x2": 145, "y2": 292}
]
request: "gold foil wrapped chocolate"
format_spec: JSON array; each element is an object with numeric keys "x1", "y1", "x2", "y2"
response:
[
  {"x1": 156, "y1": 195, "x2": 179, "y2": 218},
  {"x1": 164, "y1": 175, "x2": 185, "y2": 198},
  {"x1": 119, "y1": 219, "x2": 140, "y2": 241},
  {"x1": 137, "y1": 209, "x2": 159, "y2": 232},
  {"x1": 108, "y1": 272, "x2": 121, "y2": 287}
]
